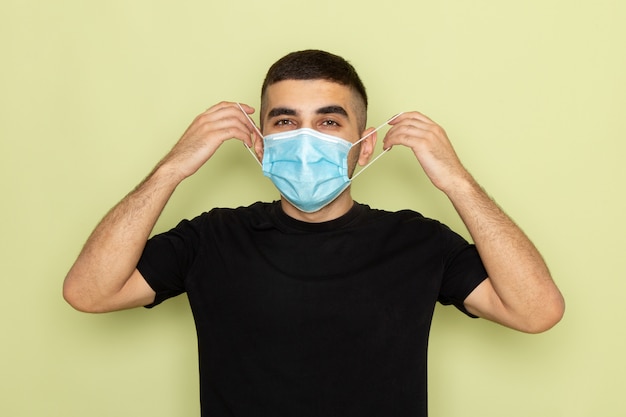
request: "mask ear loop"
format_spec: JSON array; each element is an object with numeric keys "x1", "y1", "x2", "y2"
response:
[
  {"x1": 351, "y1": 112, "x2": 404, "y2": 179},
  {"x1": 236, "y1": 102, "x2": 264, "y2": 167}
]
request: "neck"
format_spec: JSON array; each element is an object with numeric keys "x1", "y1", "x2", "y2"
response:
[{"x1": 280, "y1": 189, "x2": 354, "y2": 223}]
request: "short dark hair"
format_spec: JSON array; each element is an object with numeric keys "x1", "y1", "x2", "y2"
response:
[{"x1": 260, "y1": 50, "x2": 368, "y2": 130}]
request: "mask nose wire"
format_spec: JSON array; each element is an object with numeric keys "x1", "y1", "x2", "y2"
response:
[
  {"x1": 351, "y1": 112, "x2": 404, "y2": 179},
  {"x1": 236, "y1": 102, "x2": 264, "y2": 167}
]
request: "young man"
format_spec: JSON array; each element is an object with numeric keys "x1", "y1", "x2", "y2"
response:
[{"x1": 64, "y1": 50, "x2": 564, "y2": 416}]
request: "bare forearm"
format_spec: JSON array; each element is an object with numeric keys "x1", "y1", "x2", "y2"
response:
[
  {"x1": 382, "y1": 111, "x2": 564, "y2": 331},
  {"x1": 63, "y1": 164, "x2": 182, "y2": 311},
  {"x1": 448, "y1": 177, "x2": 565, "y2": 332},
  {"x1": 63, "y1": 102, "x2": 261, "y2": 312},
  {"x1": 62, "y1": 103, "x2": 261, "y2": 312}
]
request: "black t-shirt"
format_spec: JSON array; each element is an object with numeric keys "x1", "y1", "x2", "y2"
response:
[{"x1": 138, "y1": 201, "x2": 487, "y2": 417}]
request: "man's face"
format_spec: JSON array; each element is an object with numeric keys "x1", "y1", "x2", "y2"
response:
[{"x1": 261, "y1": 79, "x2": 363, "y2": 143}]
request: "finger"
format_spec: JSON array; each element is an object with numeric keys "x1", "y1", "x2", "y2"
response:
[
  {"x1": 382, "y1": 123, "x2": 433, "y2": 150},
  {"x1": 208, "y1": 105, "x2": 261, "y2": 141},
  {"x1": 236, "y1": 102, "x2": 256, "y2": 115},
  {"x1": 388, "y1": 111, "x2": 435, "y2": 126},
  {"x1": 187, "y1": 112, "x2": 254, "y2": 148},
  {"x1": 203, "y1": 102, "x2": 258, "y2": 132},
  {"x1": 212, "y1": 127, "x2": 256, "y2": 148},
  {"x1": 203, "y1": 101, "x2": 251, "y2": 115},
  {"x1": 235, "y1": 102, "x2": 263, "y2": 139}
]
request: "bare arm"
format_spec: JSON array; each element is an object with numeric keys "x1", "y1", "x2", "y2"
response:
[
  {"x1": 383, "y1": 112, "x2": 565, "y2": 333},
  {"x1": 63, "y1": 102, "x2": 261, "y2": 313}
]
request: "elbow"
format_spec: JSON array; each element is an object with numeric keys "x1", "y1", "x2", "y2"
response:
[
  {"x1": 63, "y1": 285, "x2": 94, "y2": 313},
  {"x1": 522, "y1": 293, "x2": 566, "y2": 334},
  {"x1": 62, "y1": 275, "x2": 104, "y2": 314}
]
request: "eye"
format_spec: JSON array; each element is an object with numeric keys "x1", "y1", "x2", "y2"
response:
[
  {"x1": 321, "y1": 119, "x2": 340, "y2": 127},
  {"x1": 275, "y1": 119, "x2": 295, "y2": 127}
]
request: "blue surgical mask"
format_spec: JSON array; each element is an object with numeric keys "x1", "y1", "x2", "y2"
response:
[
  {"x1": 237, "y1": 103, "x2": 401, "y2": 213},
  {"x1": 262, "y1": 128, "x2": 355, "y2": 212}
]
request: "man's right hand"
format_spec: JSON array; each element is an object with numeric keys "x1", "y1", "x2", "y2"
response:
[{"x1": 158, "y1": 101, "x2": 261, "y2": 181}]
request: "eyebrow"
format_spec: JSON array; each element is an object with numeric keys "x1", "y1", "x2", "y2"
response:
[
  {"x1": 267, "y1": 107, "x2": 297, "y2": 119},
  {"x1": 317, "y1": 105, "x2": 349, "y2": 118},
  {"x1": 267, "y1": 105, "x2": 350, "y2": 119}
]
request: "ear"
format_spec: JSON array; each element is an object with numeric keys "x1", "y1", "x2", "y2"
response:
[
  {"x1": 357, "y1": 127, "x2": 377, "y2": 166},
  {"x1": 253, "y1": 132, "x2": 264, "y2": 162}
]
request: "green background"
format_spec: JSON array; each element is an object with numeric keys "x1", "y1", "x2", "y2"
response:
[{"x1": 1, "y1": 0, "x2": 624, "y2": 415}]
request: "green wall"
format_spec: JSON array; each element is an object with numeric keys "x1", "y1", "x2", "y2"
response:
[{"x1": 1, "y1": 0, "x2": 624, "y2": 415}]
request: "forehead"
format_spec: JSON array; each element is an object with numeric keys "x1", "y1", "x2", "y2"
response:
[{"x1": 263, "y1": 79, "x2": 356, "y2": 117}]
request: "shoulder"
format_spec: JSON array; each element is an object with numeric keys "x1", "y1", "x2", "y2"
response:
[
  {"x1": 351, "y1": 203, "x2": 460, "y2": 247},
  {"x1": 189, "y1": 201, "x2": 278, "y2": 222},
  {"x1": 354, "y1": 203, "x2": 443, "y2": 229},
  {"x1": 180, "y1": 201, "x2": 280, "y2": 234}
]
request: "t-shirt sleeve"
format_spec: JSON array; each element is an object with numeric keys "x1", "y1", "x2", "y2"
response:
[
  {"x1": 137, "y1": 216, "x2": 203, "y2": 308},
  {"x1": 437, "y1": 226, "x2": 488, "y2": 317}
]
